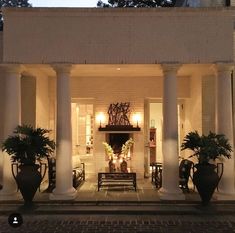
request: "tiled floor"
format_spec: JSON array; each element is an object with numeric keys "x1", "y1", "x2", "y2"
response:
[{"x1": 34, "y1": 174, "x2": 202, "y2": 203}]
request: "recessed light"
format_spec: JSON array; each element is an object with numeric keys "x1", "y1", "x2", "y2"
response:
[{"x1": 116, "y1": 68, "x2": 121, "y2": 71}]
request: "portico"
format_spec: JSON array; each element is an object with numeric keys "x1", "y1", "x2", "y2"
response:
[{"x1": 0, "y1": 7, "x2": 235, "y2": 201}]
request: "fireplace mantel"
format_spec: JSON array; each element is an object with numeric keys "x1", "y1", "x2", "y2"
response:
[{"x1": 98, "y1": 125, "x2": 140, "y2": 132}]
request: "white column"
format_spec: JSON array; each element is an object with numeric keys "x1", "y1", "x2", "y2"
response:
[
  {"x1": 144, "y1": 99, "x2": 150, "y2": 178},
  {"x1": 215, "y1": 63, "x2": 235, "y2": 200},
  {"x1": 159, "y1": 63, "x2": 184, "y2": 200},
  {"x1": 50, "y1": 64, "x2": 77, "y2": 200},
  {"x1": 0, "y1": 65, "x2": 21, "y2": 200}
]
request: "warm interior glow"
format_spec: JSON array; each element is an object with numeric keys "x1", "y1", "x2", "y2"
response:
[
  {"x1": 133, "y1": 113, "x2": 141, "y2": 127},
  {"x1": 96, "y1": 112, "x2": 105, "y2": 127}
]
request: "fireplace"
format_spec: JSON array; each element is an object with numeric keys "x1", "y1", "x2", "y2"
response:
[{"x1": 107, "y1": 133, "x2": 130, "y2": 155}]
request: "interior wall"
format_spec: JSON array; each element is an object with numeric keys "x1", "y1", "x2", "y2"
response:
[
  {"x1": 202, "y1": 75, "x2": 216, "y2": 134},
  {"x1": 0, "y1": 71, "x2": 5, "y2": 142},
  {"x1": 36, "y1": 74, "x2": 50, "y2": 129},
  {"x1": 185, "y1": 74, "x2": 202, "y2": 134},
  {"x1": 49, "y1": 76, "x2": 56, "y2": 140},
  {"x1": 0, "y1": 70, "x2": 5, "y2": 184},
  {"x1": 21, "y1": 75, "x2": 36, "y2": 127},
  {"x1": 184, "y1": 74, "x2": 202, "y2": 158}
]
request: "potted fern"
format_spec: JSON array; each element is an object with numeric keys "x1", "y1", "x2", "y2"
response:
[
  {"x1": 2, "y1": 125, "x2": 55, "y2": 205},
  {"x1": 181, "y1": 131, "x2": 232, "y2": 205}
]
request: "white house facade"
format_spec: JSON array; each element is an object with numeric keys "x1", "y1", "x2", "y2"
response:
[{"x1": 1, "y1": 0, "x2": 235, "y2": 201}]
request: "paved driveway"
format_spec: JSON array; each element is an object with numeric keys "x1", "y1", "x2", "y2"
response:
[{"x1": 1, "y1": 214, "x2": 235, "y2": 233}]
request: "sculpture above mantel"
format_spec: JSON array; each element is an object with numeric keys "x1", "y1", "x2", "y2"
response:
[
  {"x1": 108, "y1": 102, "x2": 131, "y2": 126},
  {"x1": 98, "y1": 102, "x2": 141, "y2": 131}
]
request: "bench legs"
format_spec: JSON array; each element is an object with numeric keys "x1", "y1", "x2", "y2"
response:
[{"x1": 97, "y1": 173, "x2": 137, "y2": 191}]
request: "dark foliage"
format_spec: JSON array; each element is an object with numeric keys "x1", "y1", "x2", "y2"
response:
[
  {"x1": 181, "y1": 131, "x2": 232, "y2": 164},
  {"x1": 97, "y1": 0, "x2": 177, "y2": 8},
  {"x1": 2, "y1": 125, "x2": 55, "y2": 165},
  {"x1": 0, "y1": 0, "x2": 31, "y2": 31}
]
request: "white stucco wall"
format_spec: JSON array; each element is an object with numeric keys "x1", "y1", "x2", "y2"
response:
[
  {"x1": 2, "y1": 8, "x2": 234, "y2": 64},
  {"x1": 183, "y1": 73, "x2": 202, "y2": 158},
  {"x1": 202, "y1": 75, "x2": 216, "y2": 134},
  {"x1": 188, "y1": 74, "x2": 202, "y2": 133},
  {"x1": 21, "y1": 75, "x2": 36, "y2": 126},
  {"x1": 0, "y1": 69, "x2": 5, "y2": 184},
  {"x1": 36, "y1": 74, "x2": 50, "y2": 129},
  {"x1": 0, "y1": 69, "x2": 5, "y2": 143}
]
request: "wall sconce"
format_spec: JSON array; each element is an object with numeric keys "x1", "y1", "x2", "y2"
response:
[
  {"x1": 133, "y1": 113, "x2": 141, "y2": 128},
  {"x1": 96, "y1": 112, "x2": 105, "y2": 128}
]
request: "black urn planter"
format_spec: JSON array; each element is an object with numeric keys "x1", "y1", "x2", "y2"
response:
[
  {"x1": 193, "y1": 163, "x2": 219, "y2": 205},
  {"x1": 16, "y1": 164, "x2": 42, "y2": 205}
]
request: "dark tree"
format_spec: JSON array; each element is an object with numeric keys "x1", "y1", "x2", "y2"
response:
[
  {"x1": 0, "y1": 0, "x2": 32, "y2": 31},
  {"x1": 97, "y1": 0, "x2": 177, "y2": 8}
]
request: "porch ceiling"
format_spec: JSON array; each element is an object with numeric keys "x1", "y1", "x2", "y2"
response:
[{"x1": 23, "y1": 64, "x2": 215, "y2": 78}]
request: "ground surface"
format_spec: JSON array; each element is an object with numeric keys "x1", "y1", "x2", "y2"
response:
[{"x1": 1, "y1": 214, "x2": 235, "y2": 233}]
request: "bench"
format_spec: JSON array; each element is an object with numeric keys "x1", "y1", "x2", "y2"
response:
[
  {"x1": 151, "y1": 161, "x2": 223, "y2": 193},
  {"x1": 72, "y1": 155, "x2": 85, "y2": 187},
  {"x1": 150, "y1": 162, "x2": 162, "y2": 189},
  {"x1": 47, "y1": 156, "x2": 85, "y2": 192},
  {"x1": 98, "y1": 172, "x2": 137, "y2": 191},
  {"x1": 151, "y1": 161, "x2": 194, "y2": 191},
  {"x1": 73, "y1": 162, "x2": 85, "y2": 188}
]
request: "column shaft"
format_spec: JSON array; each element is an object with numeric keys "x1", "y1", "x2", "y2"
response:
[
  {"x1": 0, "y1": 65, "x2": 21, "y2": 199},
  {"x1": 159, "y1": 64, "x2": 184, "y2": 200},
  {"x1": 215, "y1": 63, "x2": 235, "y2": 199},
  {"x1": 50, "y1": 64, "x2": 76, "y2": 200}
]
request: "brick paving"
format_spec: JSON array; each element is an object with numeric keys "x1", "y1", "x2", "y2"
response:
[
  {"x1": 0, "y1": 176, "x2": 235, "y2": 232},
  {"x1": 1, "y1": 214, "x2": 235, "y2": 233}
]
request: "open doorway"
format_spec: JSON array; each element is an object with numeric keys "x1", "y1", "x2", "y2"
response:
[
  {"x1": 149, "y1": 101, "x2": 185, "y2": 163},
  {"x1": 71, "y1": 103, "x2": 94, "y2": 156}
]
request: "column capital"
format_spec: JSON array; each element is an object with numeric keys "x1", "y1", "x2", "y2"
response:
[
  {"x1": 213, "y1": 62, "x2": 234, "y2": 74},
  {"x1": 161, "y1": 63, "x2": 181, "y2": 76},
  {"x1": 1, "y1": 64, "x2": 23, "y2": 74},
  {"x1": 52, "y1": 63, "x2": 73, "y2": 75}
]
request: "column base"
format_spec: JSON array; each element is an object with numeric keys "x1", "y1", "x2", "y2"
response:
[
  {"x1": 159, "y1": 187, "x2": 185, "y2": 200},
  {"x1": 214, "y1": 191, "x2": 235, "y2": 201},
  {"x1": 50, "y1": 187, "x2": 77, "y2": 200},
  {"x1": 0, "y1": 190, "x2": 21, "y2": 200}
]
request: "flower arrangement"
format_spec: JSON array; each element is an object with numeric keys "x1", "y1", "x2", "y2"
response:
[
  {"x1": 121, "y1": 138, "x2": 134, "y2": 160},
  {"x1": 102, "y1": 142, "x2": 115, "y2": 160}
]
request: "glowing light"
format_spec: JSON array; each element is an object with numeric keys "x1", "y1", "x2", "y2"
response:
[
  {"x1": 96, "y1": 112, "x2": 105, "y2": 128},
  {"x1": 133, "y1": 113, "x2": 141, "y2": 127}
]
